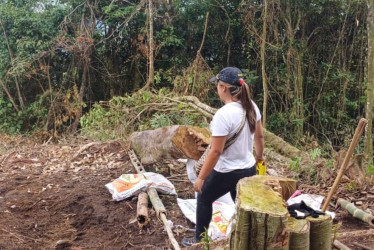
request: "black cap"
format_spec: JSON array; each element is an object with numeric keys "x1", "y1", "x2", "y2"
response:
[{"x1": 209, "y1": 67, "x2": 245, "y2": 86}]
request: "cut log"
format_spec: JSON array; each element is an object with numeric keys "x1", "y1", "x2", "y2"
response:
[
  {"x1": 136, "y1": 192, "x2": 149, "y2": 229},
  {"x1": 286, "y1": 217, "x2": 310, "y2": 250},
  {"x1": 337, "y1": 198, "x2": 374, "y2": 227},
  {"x1": 130, "y1": 125, "x2": 210, "y2": 165},
  {"x1": 128, "y1": 150, "x2": 181, "y2": 250},
  {"x1": 306, "y1": 214, "x2": 332, "y2": 250},
  {"x1": 232, "y1": 177, "x2": 289, "y2": 250},
  {"x1": 249, "y1": 175, "x2": 298, "y2": 201}
]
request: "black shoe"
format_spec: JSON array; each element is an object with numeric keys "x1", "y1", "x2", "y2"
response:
[{"x1": 181, "y1": 237, "x2": 198, "y2": 247}]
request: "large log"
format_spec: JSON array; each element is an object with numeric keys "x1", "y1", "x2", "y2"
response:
[
  {"x1": 306, "y1": 214, "x2": 332, "y2": 250},
  {"x1": 130, "y1": 125, "x2": 210, "y2": 165},
  {"x1": 232, "y1": 177, "x2": 289, "y2": 250},
  {"x1": 286, "y1": 217, "x2": 310, "y2": 250}
]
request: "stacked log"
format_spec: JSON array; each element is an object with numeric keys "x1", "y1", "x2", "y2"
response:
[
  {"x1": 287, "y1": 217, "x2": 310, "y2": 250},
  {"x1": 307, "y1": 215, "x2": 332, "y2": 250},
  {"x1": 232, "y1": 176, "x2": 332, "y2": 250}
]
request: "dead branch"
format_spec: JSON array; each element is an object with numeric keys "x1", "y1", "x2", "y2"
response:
[
  {"x1": 333, "y1": 240, "x2": 351, "y2": 250},
  {"x1": 352, "y1": 242, "x2": 374, "y2": 250},
  {"x1": 71, "y1": 141, "x2": 103, "y2": 160},
  {"x1": 137, "y1": 192, "x2": 149, "y2": 229}
]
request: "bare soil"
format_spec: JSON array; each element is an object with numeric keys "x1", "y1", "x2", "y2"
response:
[{"x1": 0, "y1": 135, "x2": 373, "y2": 249}]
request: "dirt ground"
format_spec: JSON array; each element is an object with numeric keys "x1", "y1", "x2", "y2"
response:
[{"x1": 0, "y1": 135, "x2": 373, "y2": 249}]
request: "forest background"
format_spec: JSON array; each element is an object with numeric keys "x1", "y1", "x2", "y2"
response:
[{"x1": 1, "y1": 0, "x2": 374, "y2": 171}]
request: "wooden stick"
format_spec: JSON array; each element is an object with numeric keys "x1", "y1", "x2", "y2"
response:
[
  {"x1": 128, "y1": 150, "x2": 181, "y2": 250},
  {"x1": 333, "y1": 240, "x2": 351, "y2": 250},
  {"x1": 322, "y1": 118, "x2": 368, "y2": 212},
  {"x1": 352, "y1": 242, "x2": 374, "y2": 250},
  {"x1": 137, "y1": 192, "x2": 149, "y2": 229},
  {"x1": 337, "y1": 229, "x2": 374, "y2": 238}
]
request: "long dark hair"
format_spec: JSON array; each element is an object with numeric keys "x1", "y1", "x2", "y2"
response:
[{"x1": 226, "y1": 83, "x2": 257, "y2": 133}]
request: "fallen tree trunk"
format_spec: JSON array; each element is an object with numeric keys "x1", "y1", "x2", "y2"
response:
[
  {"x1": 131, "y1": 96, "x2": 311, "y2": 165},
  {"x1": 130, "y1": 125, "x2": 210, "y2": 165},
  {"x1": 231, "y1": 177, "x2": 289, "y2": 250}
]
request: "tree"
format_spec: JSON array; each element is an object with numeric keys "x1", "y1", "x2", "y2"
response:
[{"x1": 365, "y1": 0, "x2": 374, "y2": 161}]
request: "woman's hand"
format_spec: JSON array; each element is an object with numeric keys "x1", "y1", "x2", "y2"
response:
[
  {"x1": 255, "y1": 154, "x2": 265, "y2": 163},
  {"x1": 194, "y1": 177, "x2": 205, "y2": 193}
]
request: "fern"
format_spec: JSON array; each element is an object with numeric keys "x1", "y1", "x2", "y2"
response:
[{"x1": 150, "y1": 113, "x2": 173, "y2": 128}]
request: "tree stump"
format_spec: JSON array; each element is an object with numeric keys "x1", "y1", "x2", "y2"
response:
[
  {"x1": 130, "y1": 125, "x2": 210, "y2": 165},
  {"x1": 232, "y1": 178, "x2": 289, "y2": 250},
  {"x1": 307, "y1": 214, "x2": 332, "y2": 250},
  {"x1": 287, "y1": 217, "x2": 310, "y2": 250}
]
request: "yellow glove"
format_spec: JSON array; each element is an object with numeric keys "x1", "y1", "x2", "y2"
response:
[{"x1": 256, "y1": 160, "x2": 266, "y2": 175}]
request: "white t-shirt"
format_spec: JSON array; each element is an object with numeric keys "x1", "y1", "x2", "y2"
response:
[{"x1": 210, "y1": 101, "x2": 261, "y2": 173}]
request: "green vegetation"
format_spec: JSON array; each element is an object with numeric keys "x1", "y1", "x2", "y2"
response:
[{"x1": 0, "y1": 0, "x2": 372, "y2": 164}]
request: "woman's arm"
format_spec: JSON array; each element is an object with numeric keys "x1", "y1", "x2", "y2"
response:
[
  {"x1": 194, "y1": 136, "x2": 226, "y2": 193},
  {"x1": 254, "y1": 120, "x2": 265, "y2": 162}
]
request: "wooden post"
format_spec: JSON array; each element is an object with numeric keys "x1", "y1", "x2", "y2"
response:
[
  {"x1": 287, "y1": 217, "x2": 310, "y2": 250},
  {"x1": 322, "y1": 118, "x2": 368, "y2": 212},
  {"x1": 307, "y1": 214, "x2": 332, "y2": 250}
]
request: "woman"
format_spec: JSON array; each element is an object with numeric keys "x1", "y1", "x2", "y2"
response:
[{"x1": 181, "y1": 67, "x2": 265, "y2": 246}]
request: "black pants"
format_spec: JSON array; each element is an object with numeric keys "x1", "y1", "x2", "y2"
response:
[{"x1": 195, "y1": 166, "x2": 256, "y2": 240}]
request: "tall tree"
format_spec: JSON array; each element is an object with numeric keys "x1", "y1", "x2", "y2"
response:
[
  {"x1": 365, "y1": 0, "x2": 374, "y2": 161},
  {"x1": 260, "y1": 0, "x2": 268, "y2": 128}
]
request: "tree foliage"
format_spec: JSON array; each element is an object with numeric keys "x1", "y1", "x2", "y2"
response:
[{"x1": 0, "y1": 0, "x2": 371, "y2": 159}]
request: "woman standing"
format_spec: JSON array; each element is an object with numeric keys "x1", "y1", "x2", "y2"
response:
[{"x1": 181, "y1": 67, "x2": 265, "y2": 246}]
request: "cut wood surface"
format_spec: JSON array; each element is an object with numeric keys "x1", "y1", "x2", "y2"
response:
[
  {"x1": 249, "y1": 175, "x2": 298, "y2": 201},
  {"x1": 287, "y1": 217, "x2": 310, "y2": 250},
  {"x1": 232, "y1": 177, "x2": 289, "y2": 250},
  {"x1": 130, "y1": 125, "x2": 210, "y2": 165}
]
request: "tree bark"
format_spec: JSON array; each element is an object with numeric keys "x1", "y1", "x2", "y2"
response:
[
  {"x1": 286, "y1": 217, "x2": 310, "y2": 250},
  {"x1": 261, "y1": 0, "x2": 268, "y2": 127},
  {"x1": 0, "y1": 79, "x2": 19, "y2": 112},
  {"x1": 306, "y1": 215, "x2": 332, "y2": 250},
  {"x1": 365, "y1": 0, "x2": 374, "y2": 161},
  {"x1": 142, "y1": 0, "x2": 154, "y2": 90}
]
